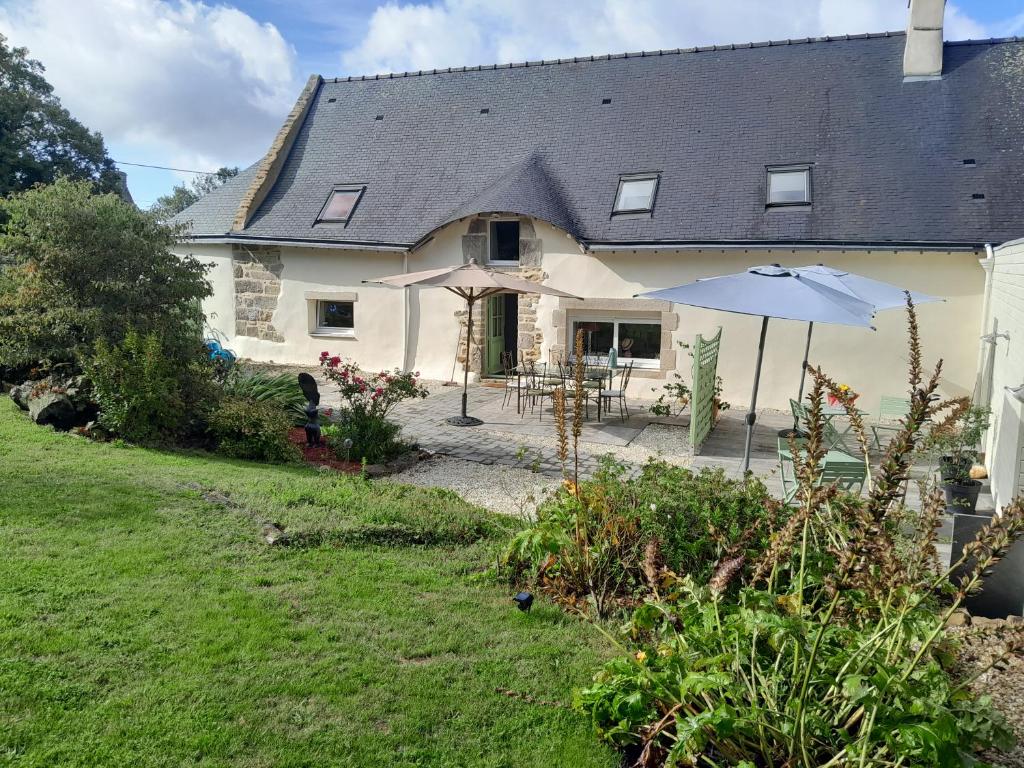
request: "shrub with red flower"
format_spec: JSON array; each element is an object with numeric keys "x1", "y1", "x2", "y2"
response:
[{"x1": 318, "y1": 355, "x2": 429, "y2": 419}]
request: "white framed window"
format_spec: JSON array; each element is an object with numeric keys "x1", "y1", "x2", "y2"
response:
[
  {"x1": 767, "y1": 166, "x2": 811, "y2": 206},
  {"x1": 488, "y1": 220, "x2": 520, "y2": 264},
  {"x1": 613, "y1": 174, "x2": 659, "y2": 214},
  {"x1": 569, "y1": 316, "x2": 662, "y2": 368},
  {"x1": 315, "y1": 299, "x2": 354, "y2": 335},
  {"x1": 316, "y1": 186, "x2": 365, "y2": 224}
]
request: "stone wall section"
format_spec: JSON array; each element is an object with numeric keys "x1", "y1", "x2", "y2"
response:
[
  {"x1": 233, "y1": 244, "x2": 285, "y2": 342},
  {"x1": 455, "y1": 216, "x2": 546, "y2": 374},
  {"x1": 231, "y1": 75, "x2": 322, "y2": 232}
]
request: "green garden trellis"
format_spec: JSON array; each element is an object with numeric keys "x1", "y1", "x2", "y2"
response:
[{"x1": 689, "y1": 327, "x2": 722, "y2": 454}]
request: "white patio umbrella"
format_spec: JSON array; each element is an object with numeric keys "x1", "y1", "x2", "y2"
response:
[
  {"x1": 638, "y1": 264, "x2": 876, "y2": 473},
  {"x1": 366, "y1": 258, "x2": 581, "y2": 426},
  {"x1": 790, "y1": 264, "x2": 942, "y2": 405}
]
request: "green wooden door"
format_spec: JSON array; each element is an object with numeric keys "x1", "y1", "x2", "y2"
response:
[{"x1": 485, "y1": 295, "x2": 505, "y2": 374}]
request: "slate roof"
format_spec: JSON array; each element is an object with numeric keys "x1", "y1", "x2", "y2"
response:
[{"x1": 176, "y1": 32, "x2": 1024, "y2": 249}]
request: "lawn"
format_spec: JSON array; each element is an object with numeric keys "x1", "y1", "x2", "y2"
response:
[{"x1": 0, "y1": 400, "x2": 616, "y2": 767}]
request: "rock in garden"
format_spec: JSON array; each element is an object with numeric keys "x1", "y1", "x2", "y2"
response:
[
  {"x1": 9, "y1": 382, "x2": 32, "y2": 410},
  {"x1": 28, "y1": 391, "x2": 80, "y2": 429}
]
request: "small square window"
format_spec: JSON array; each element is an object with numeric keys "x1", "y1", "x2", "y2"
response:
[
  {"x1": 317, "y1": 300, "x2": 354, "y2": 332},
  {"x1": 613, "y1": 175, "x2": 659, "y2": 214},
  {"x1": 767, "y1": 167, "x2": 811, "y2": 206},
  {"x1": 316, "y1": 187, "x2": 364, "y2": 223},
  {"x1": 489, "y1": 220, "x2": 520, "y2": 263}
]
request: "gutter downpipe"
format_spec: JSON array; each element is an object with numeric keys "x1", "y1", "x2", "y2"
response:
[
  {"x1": 402, "y1": 250, "x2": 411, "y2": 372},
  {"x1": 974, "y1": 243, "x2": 996, "y2": 407}
]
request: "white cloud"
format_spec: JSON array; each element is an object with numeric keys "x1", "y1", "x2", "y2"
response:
[
  {"x1": 0, "y1": 0, "x2": 300, "y2": 170},
  {"x1": 340, "y1": 0, "x2": 997, "y2": 77}
]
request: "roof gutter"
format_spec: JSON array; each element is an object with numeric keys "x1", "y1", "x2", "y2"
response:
[
  {"x1": 583, "y1": 240, "x2": 984, "y2": 252},
  {"x1": 181, "y1": 235, "x2": 411, "y2": 253}
]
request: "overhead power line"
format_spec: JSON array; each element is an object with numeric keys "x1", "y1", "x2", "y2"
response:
[{"x1": 113, "y1": 160, "x2": 220, "y2": 175}]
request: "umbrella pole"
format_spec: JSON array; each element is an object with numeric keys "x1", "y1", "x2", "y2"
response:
[
  {"x1": 794, "y1": 321, "x2": 813, "y2": 430},
  {"x1": 447, "y1": 290, "x2": 483, "y2": 427},
  {"x1": 741, "y1": 316, "x2": 770, "y2": 474}
]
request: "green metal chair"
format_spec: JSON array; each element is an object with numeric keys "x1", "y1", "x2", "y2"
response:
[
  {"x1": 870, "y1": 396, "x2": 911, "y2": 450},
  {"x1": 778, "y1": 435, "x2": 868, "y2": 504}
]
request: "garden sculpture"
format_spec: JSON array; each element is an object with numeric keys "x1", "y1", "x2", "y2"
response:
[{"x1": 297, "y1": 373, "x2": 321, "y2": 447}]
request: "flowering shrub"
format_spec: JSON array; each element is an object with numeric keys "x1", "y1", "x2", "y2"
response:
[
  {"x1": 318, "y1": 353, "x2": 428, "y2": 419},
  {"x1": 317, "y1": 354, "x2": 428, "y2": 464}
]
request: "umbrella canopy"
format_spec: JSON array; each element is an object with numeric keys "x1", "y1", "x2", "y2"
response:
[
  {"x1": 369, "y1": 258, "x2": 579, "y2": 299},
  {"x1": 794, "y1": 264, "x2": 940, "y2": 310},
  {"x1": 367, "y1": 258, "x2": 580, "y2": 426},
  {"x1": 784, "y1": 264, "x2": 943, "y2": 407},
  {"x1": 641, "y1": 264, "x2": 876, "y2": 327},
  {"x1": 639, "y1": 265, "x2": 877, "y2": 472}
]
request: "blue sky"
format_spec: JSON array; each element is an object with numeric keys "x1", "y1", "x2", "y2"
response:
[{"x1": 1, "y1": 0, "x2": 1021, "y2": 208}]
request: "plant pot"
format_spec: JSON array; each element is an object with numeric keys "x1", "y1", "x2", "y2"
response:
[
  {"x1": 943, "y1": 479, "x2": 982, "y2": 514},
  {"x1": 939, "y1": 455, "x2": 973, "y2": 482}
]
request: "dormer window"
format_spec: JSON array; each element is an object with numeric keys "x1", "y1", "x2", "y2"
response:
[
  {"x1": 316, "y1": 186, "x2": 365, "y2": 224},
  {"x1": 767, "y1": 166, "x2": 811, "y2": 206},
  {"x1": 613, "y1": 174, "x2": 659, "y2": 214}
]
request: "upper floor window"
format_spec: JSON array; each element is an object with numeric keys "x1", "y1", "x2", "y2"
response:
[
  {"x1": 489, "y1": 220, "x2": 520, "y2": 264},
  {"x1": 767, "y1": 166, "x2": 811, "y2": 206},
  {"x1": 316, "y1": 186, "x2": 365, "y2": 224},
  {"x1": 613, "y1": 174, "x2": 659, "y2": 214}
]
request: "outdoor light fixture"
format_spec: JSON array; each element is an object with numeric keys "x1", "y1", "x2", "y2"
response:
[
  {"x1": 513, "y1": 591, "x2": 534, "y2": 612},
  {"x1": 1007, "y1": 384, "x2": 1024, "y2": 403}
]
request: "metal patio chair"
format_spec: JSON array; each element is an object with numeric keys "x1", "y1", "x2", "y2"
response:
[
  {"x1": 599, "y1": 362, "x2": 634, "y2": 423},
  {"x1": 778, "y1": 434, "x2": 868, "y2": 504},
  {"x1": 870, "y1": 396, "x2": 911, "y2": 450}
]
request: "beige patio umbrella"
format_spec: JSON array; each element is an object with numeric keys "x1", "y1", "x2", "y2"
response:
[{"x1": 365, "y1": 258, "x2": 582, "y2": 426}]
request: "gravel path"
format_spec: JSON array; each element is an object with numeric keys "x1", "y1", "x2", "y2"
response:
[{"x1": 383, "y1": 454, "x2": 559, "y2": 518}]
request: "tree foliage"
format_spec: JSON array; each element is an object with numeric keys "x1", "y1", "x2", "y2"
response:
[
  {"x1": 0, "y1": 177, "x2": 211, "y2": 370},
  {"x1": 150, "y1": 166, "x2": 239, "y2": 221},
  {"x1": 0, "y1": 34, "x2": 119, "y2": 196}
]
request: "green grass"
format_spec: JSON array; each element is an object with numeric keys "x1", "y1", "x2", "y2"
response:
[{"x1": 0, "y1": 400, "x2": 615, "y2": 767}]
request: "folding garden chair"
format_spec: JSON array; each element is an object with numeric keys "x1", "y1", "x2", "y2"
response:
[
  {"x1": 599, "y1": 362, "x2": 634, "y2": 423},
  {"x1": 499, "y1": 351, "x2": 525, "y2": 412},
  {"x1": 870, "y1": 396, "x2": 911, "y2": 450}
]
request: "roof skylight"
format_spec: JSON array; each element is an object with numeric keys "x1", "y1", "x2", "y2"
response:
[{"x1": 316, "y1": 187, "x2": 365, "y2": 224}]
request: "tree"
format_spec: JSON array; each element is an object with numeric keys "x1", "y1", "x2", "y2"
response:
[
  {"x1": 150, "y1": 166, "x2": 239, "y2": 221},
  {"x1": 0, "y1": 34, "x2": 119, "y2": 196},
  {"x1": 0, "y1": 178, "x2": 212, "y2": 371}
]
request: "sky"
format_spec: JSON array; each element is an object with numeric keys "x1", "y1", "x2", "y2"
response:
[{"x1": 1, "y1": 0, "x2": 1022, "y2": 208}]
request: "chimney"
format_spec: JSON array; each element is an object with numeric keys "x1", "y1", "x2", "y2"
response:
[{"x1": 903, "y1": 0, "x2": 945, "y2": 80}]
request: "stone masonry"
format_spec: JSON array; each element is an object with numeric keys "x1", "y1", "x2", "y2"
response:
[
  {"x1": 456, "y1": 216, "x2": 546, "y2": 374},
  {"x1": 233, "y1": 245, "x2": 285, "y2": 342}
]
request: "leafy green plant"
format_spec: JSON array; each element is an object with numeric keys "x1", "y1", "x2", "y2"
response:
[
  {"x1": 323, "y1": 413, "x2": 408, "y2": 465},
  {"x1": 0, "y1": 177, "x2": 210, "y2": 370},
  {"x1": 220, "y1": 370, "x2": 306, "y2": 426},
  {"x1": 88, "y1": 330, "x2": 212, "y2": 443},
  {"x1": 208, "y1": 396, "x2": 298, "y2": 463},
  {"x1": 922, "y1": 402, "x2": 991, "y2": 483},
  {"x1": 504, "y1": 458, "x2": 772, "y2": 617}
]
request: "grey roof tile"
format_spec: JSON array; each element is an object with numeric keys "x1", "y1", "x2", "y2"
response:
[{"x1": 177, "y1": 34, "x2": 1024, "y2": 247}]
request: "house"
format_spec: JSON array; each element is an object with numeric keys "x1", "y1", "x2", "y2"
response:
[{"x1": 171, "y1": 0, "x2": 1024, "y2": 415}]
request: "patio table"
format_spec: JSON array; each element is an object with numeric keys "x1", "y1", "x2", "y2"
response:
[
  {"x1": 820, "y1": 403, "x2": 869, "y2": 452},
  {"x1": 515, "y1": 365, "x2": 610, "y2": 418}
]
